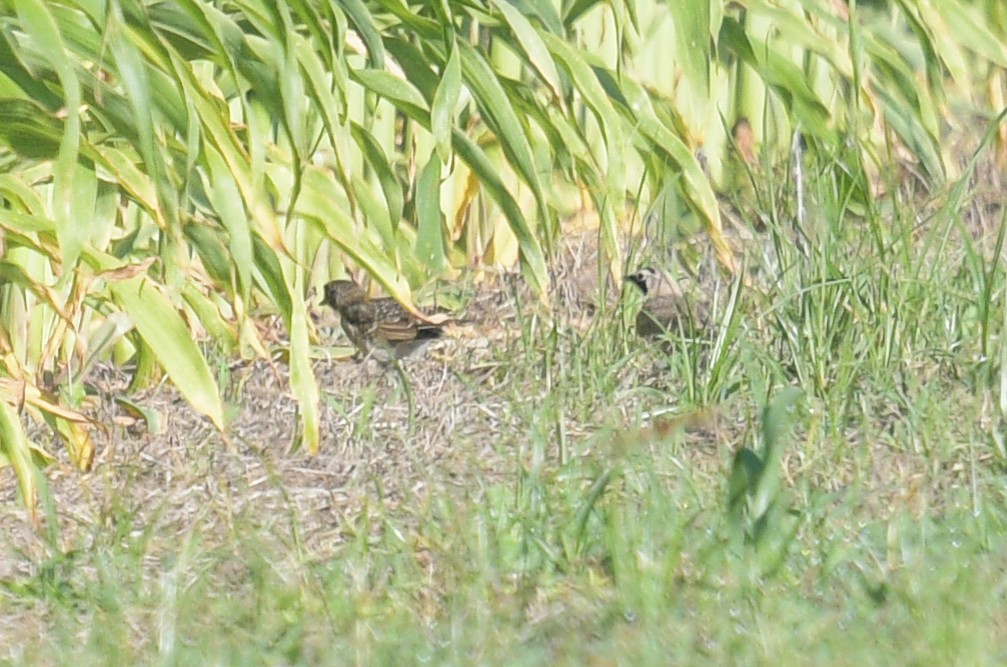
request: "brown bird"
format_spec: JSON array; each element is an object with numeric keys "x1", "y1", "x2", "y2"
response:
[
  {"x1": 322, "y1": 279, "x2": 445, "y2": 362},
  {"x1": 626, "y1": 267, "x2": 708, "y2": 336},
  {"x1": 731, "y1": 116, "x2": 757, "y2": 165}
]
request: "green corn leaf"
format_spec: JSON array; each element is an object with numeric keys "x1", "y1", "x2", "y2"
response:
[{"x1": 110, "y1": 276, "x2": 225, "y2": 430}]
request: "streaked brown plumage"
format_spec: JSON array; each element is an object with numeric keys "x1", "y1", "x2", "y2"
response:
[
  {"x1": 322, "y1": 279, "x2": 444, "y2": 361},
  {"x1": 626, "y1": 267, "x2": 708, "y2": 336}
]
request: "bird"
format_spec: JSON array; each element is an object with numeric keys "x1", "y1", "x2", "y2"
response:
[
  {"x1": 321, "y1": 279, "x2": 445, "y2": 362},
  {"x1": 625, "y1": 267, "x2": 708, "y2": 336},
  {"x1": 731, "y1": 116, "x2": 757, "y2": 165}
]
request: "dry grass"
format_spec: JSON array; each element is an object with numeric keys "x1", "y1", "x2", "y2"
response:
[{"x1": 4, "y1": 190, "x2": 1007, "y2": 662}]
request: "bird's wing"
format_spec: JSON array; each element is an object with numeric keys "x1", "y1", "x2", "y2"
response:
[
  {"x1": 376, "y1": 319, "x2": 421, "y2": 342},
  {"x1": 367, "y1": 298, "x2": 422, "y2": 342}
]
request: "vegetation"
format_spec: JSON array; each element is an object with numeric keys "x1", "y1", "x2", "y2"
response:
[{"x1": 2, "y1": 0, "x2": 1007, "y2": 663}]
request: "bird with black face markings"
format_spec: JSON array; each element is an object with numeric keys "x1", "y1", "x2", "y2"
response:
[
  {"x1": 322, "y1": 279, "x2": 445, "y2": 362},
  {"x1": 626, "y1": 267, "x2": 708, "y2": 336}
]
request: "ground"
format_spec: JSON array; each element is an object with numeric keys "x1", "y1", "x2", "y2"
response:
[{"x1": 3, "y1": 222, "x2": 1007, "y2": 664}]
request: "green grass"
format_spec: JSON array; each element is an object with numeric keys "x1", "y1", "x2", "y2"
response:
[{"x1": 5, "y1": 152, "x2": 1007, "y2": 665}]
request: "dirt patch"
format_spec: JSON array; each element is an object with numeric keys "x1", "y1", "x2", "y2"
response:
[{"x1": 0, "y1": 341, "x2": 522, "y2": 567}]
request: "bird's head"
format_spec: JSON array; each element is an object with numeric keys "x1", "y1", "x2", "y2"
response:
[
  {"x1": 625, "y1": 267, "x2": 661, "y2": 296},
  {"x1": 322, "y1": 279, "x2": 366, "y2": 309},
  {"x1": 627, "y1": 267, "x2": 685, "y2": 300}
]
